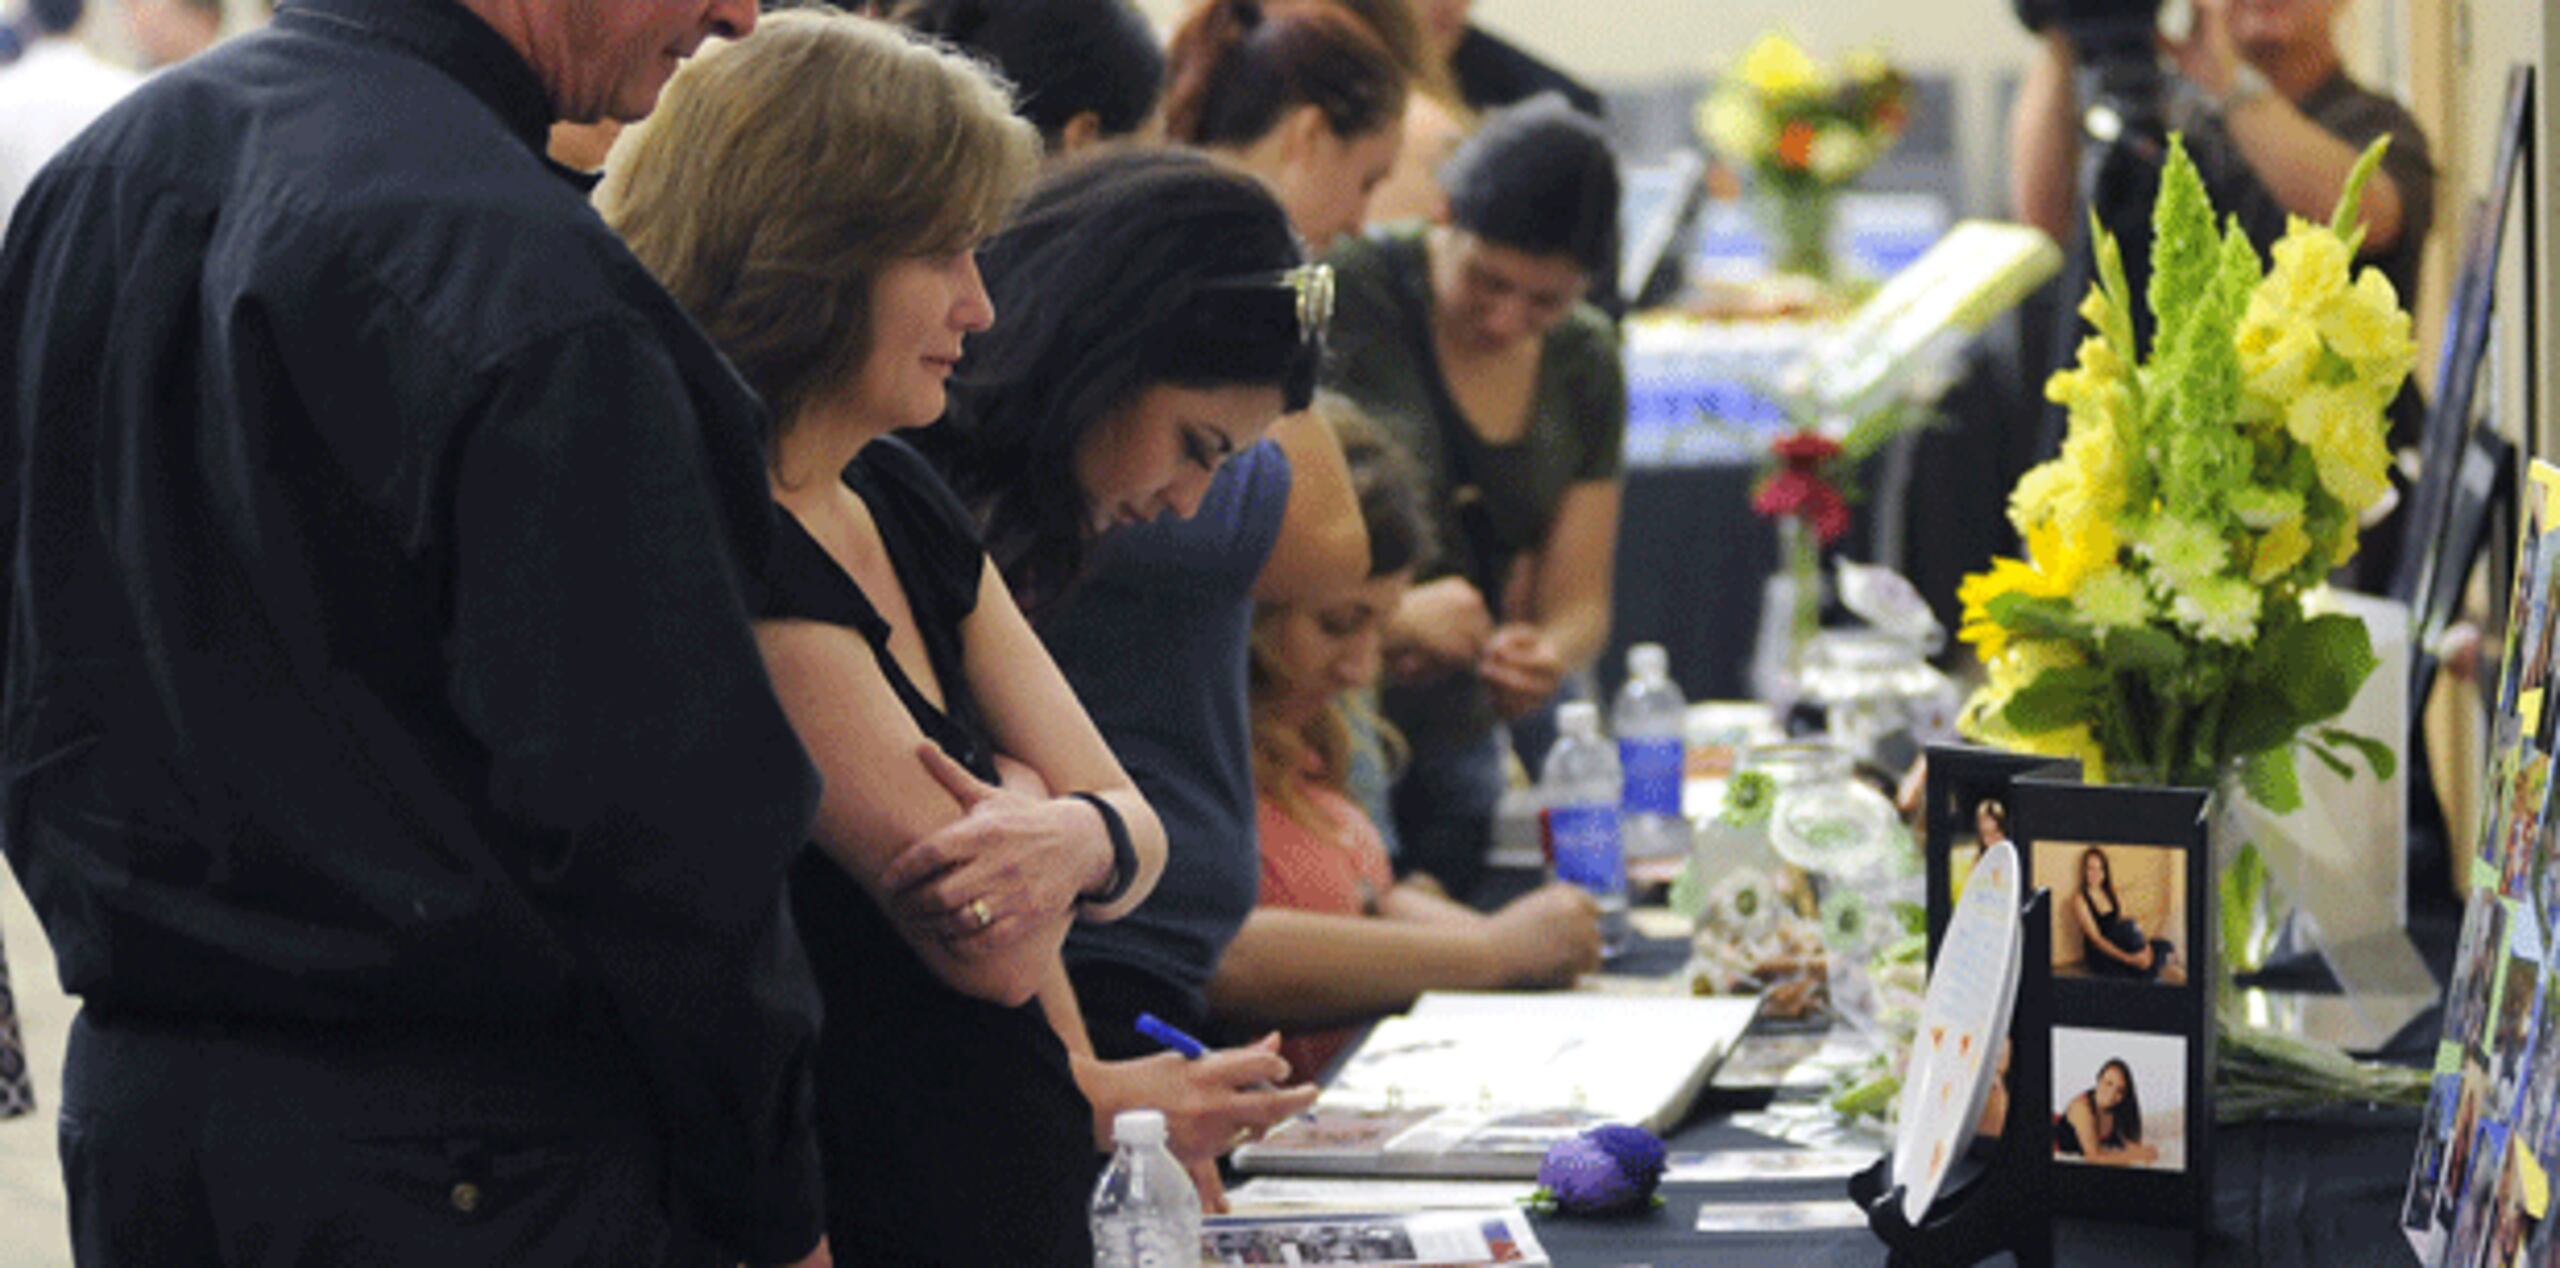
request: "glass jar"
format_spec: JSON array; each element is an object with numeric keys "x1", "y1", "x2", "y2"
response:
[
  {"x1": 1795, "y1": 627, "x2": 1960, "y2": 765},
  {"x1": 1685, "y1": 741, "x2": 1919, "y2": 1034}
]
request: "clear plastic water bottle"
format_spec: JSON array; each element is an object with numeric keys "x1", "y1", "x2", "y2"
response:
[
  {"x1": 1542, "y1": 702, "x2": 1632, "y2": 956},
  {"x1": 1091, "y1": 1109, "x2": 1200, "y2": 1268},
  {"x1": 1613, "y1": 643, "x2": 1690, "y2": 866}
]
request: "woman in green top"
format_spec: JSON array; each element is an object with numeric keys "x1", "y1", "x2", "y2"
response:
[{"x1": 1320, "y1": 95, "x2": 1626, "y2": 898}]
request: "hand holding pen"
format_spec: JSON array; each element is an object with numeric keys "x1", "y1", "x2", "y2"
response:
[{"x1": 1123, "y1": 1014, "x2": 1320, "y2": 1212}]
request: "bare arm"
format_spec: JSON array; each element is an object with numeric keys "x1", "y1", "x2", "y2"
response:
[
  {"x1": 2070, "y1": 894, "x2": 2153, "y2": 970},
  {"x1": 755, "y1": 621, "x2": 1086, "y2": 1006},
  {"x1": 1521, "y1": 478, "x2": 1620, "y2": 670},
  {"x1": 2213, "y1": 97, "x2": 2405, "y2": 250},
  {"x1": 954, "y1": 558, "x2": 1167, "y2": 922},
  {"x1": 2010, "y1": 30, "x2": 2082, "y2": 242},
  {"x1": 2165, "y1": 1, "x2": 2406, "y2": 250},
  {"x1": 1482, "y1": 478, "x2": 1620, "y2": 718},
  {"x1": 1253, "y1": 408, "x2": 1371, "y2": 606},
  {"x1": 1209, "y1": 883, "x2": 1603, "y2": 1031}
]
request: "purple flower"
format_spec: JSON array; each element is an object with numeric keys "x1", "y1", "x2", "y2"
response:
[
  {"x1": 1530, "y1": 1125, "x2": 1667, "y2": 1216},
  {"x1": 1584, "y1": 1124, "x2": 1668, "y2": 1201}
]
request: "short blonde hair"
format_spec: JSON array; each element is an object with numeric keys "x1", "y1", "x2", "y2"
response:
[{"x1": 599, "y1": 9, "x2": 1040, "y2": 431}]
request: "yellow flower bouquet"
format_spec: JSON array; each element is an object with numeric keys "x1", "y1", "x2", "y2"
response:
[
  {"x1": 1957, "y1": 134, "x2": 2412, "y2": 812},
  {"x1": 1695, "y1": 32, "x2": 1908, "y2": 280}
]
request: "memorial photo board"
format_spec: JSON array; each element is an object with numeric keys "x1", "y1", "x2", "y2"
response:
[{"x1": 2402, "y1": 460, "x2": 2560, "y2": 1266}]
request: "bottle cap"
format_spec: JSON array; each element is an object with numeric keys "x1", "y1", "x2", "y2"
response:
[
  {"x1": 1629, "y1": 643, "x2": 1668, "y2": 679},
  {"x1": 1560, "y1": 701, "x2": 1602, "y2": 735},
  {"x1": 1111, "y1": 1108, "x2": 1169, "y2": 1147}
]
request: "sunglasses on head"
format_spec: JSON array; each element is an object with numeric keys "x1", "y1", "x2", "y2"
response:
[{"x1": 1200, "y1": 262, "x2": 1335, "y2": 347}]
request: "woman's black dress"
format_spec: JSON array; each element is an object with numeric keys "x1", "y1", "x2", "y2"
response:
[
  {"x1": 759, "y1": 437, "x2": 1099, "y2": 1265},
  {"x1": 2081, "y1": 893, "x2": 2175, "y2": 981}
]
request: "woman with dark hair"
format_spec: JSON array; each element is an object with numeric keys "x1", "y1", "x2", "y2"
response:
[
  {"x1": 602, "y1": 15, "x2": 1172, "y2": 1261},
  {"x1": 1975, "y1": 799, "x2": 2010, "y2": 847},
  {"x1": 1321, "y1": 93, "x2": 1626, "y2": 899},
  {"x1": 2071, "y1": 846, "x2": 2180, "y2": 980},
  {"x1": 924, "y1": 147, "x2": 1359, "y2": 1202},
  {"x1": 1163, "y1": 0, "x2": 1409, "y2": 249},
  {"x1": 1209, "y1": 397, "x2": 1603, "y2": 1080},
  {"x1": 893, "y1": 0, "x2": 1167, "y2": 159},
  {"x1": 2055, "y1": 1057, "x2": 2160, "y2": 1167}
]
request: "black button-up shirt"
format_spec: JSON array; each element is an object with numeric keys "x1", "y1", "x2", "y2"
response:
[{"x1": 0, "y1": 0, "x2": 823, "y2": 1257}]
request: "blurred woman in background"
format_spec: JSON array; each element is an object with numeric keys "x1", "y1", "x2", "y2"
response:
[
  {"x1": 1161, "y1": 0, "x2": 1409, "y2": 249},
  {"x1": 1321, "y1": 94, "x2": 1626, "y2": 900},
  {"x1": 894, "y1": 0, "x2": 1167, "y2": 161}
]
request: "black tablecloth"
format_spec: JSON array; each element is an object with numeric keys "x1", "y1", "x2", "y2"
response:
[{"x1": 1521, "y1": 1098, "x2": 2423, "y2": 1266}]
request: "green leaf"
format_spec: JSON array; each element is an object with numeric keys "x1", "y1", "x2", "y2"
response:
[
  {"x1": 1984, "y1": 591, "x2": 2083, "y2": 641},
  {"x1": 2302, "y1": 740, "x2": 2354, "y2": 782},
  {"x1": 2000, "y1": 665, "x2": 2107, "y2": 734},
  {"x1": 2105, "y1": 625, "x2": 2186, "y2": 674},
  {"x1": 2316, "y1": 727, "x2": 2399, "y2": 781},
  {"x1": 2329, "y1": 135, "x2": 2392, "y2": 242},
  {"x1": 2247, "y1": 613, "x2": 2377, "y2": 727},
  {"x1": 2240, "y1": 745, "x2": 2303, "y2": 815}
]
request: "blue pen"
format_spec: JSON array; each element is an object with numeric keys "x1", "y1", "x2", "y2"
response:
[
  {"x1": 1136, "y1": 1012, "x2": 1289, "y2": 1096},
  {"x1": 1135, "y1": 1011, "x2": 1210, "y2": 1059}
]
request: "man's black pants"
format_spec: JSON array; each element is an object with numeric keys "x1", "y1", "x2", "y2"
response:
[{"x1": 58, "y1": 1007, "x2": 705, "y2": 1266}]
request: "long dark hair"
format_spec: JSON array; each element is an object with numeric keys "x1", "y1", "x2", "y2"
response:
[
  {"x1": 921, "y1": 149, "x2": 1310, "y2": 615},
  {"x1": 2078, "y1": 846, "x2": 2121, "y2": 920},
  {"x1": 1162, "y1": 0, "x2": 1407, "y2": 148},
  {"x1": 2092, "y1": 1058, "x2": 2143, "y2": 1145},
  {"x1": 893, "y1": 0, "x2": 1167, "y2": 147}
]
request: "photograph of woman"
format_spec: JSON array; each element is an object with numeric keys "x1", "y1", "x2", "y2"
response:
[
  {"x1": 2066, "y1": 846, "x2": 2186, "y2": 984},
  {"x1": 2055, "y1": 1058, "x2": 2160, "y2": 1168},
  {"x1": 2050, "y1": 1026, "x2": 2185, "y2": 1172}
]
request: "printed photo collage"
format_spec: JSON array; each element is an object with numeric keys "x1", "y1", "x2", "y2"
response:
[
  {"x1": 2401, "y1": 462, "x2": 2560, "y2": 1268},
  {"x1": 1924, "y1": 748, "x2": 2214, "y2": 1228}
]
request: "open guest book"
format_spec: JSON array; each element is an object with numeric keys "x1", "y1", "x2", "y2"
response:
[{"x1": 1231, "y1": 992, "x2": 1761, "y2": 1178}]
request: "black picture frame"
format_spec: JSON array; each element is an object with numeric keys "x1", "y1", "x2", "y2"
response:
[
  {"x1": 2009, "y1": 774, "x2": 2216, "y2": 1229},
  {"x1": 2395, "y1": 65, "x2": 2534, "y2": 622},
  {"x1": 1922, "y1": 745, "x2": 2080, "y2": 964}
]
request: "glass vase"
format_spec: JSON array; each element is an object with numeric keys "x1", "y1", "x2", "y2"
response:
[
  {"x1": 1747, "y1": 515, "x2": 1824, "y2": 706},
  {"x1": 1753, "y1": 184, "x2": 1838, "y2": 282}
]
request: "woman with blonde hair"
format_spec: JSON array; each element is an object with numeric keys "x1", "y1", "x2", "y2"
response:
[{"x1": 601, "y1": 14, "x2": 1167, "y2": 1260}]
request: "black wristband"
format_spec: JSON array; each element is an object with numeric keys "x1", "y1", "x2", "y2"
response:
[{"x1": 1069, "y1": 791, "x2": 1137, "y2": 907}]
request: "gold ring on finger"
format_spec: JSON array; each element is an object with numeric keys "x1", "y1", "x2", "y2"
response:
[{"x1": 967, "y1": 897, "x2": 995, "y2": 930}]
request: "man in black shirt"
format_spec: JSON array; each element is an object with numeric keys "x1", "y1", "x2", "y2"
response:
[{"x1": 0, "y1": 0, "x2": 839, "y2": 1262}]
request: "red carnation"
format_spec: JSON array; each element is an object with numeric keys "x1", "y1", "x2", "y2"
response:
[{"x1": 1770, "y1": 430, "x2": 1843, "y2": 465}]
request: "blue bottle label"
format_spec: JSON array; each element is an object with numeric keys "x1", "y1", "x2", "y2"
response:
[
  {"x1": 1618, "y1": 737, "x2": 1684, "y2": 817},
  {"x1": 1548, "y1": 803, "x2": 1624, "y2": 894}
]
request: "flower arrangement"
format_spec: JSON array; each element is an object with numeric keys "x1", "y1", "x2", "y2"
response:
[
  {"x1": 1955, "y1": 134, "x2": 2411, "y2": 813},
  {"x1": 1696, "y1": 32, "x2": 1909, "y2": 279},
  {"x1": 1743, "y1": 403, "x2": 1937, "y2": 665},
  {"x1": 1527, "y1": 1124, "x2": 1668, "y2": 1217}
]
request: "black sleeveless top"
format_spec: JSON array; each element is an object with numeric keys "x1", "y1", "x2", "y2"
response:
[{"x1": 758, "y1": 437, "x2": 1098, "y2": 1266}]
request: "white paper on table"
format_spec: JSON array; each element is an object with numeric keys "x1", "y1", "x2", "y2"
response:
[
  {"x1": 1693, "y1": 1200, "x2": 1871, "y2": 1233},
  {"x1": 1201, "y1": 1208, "x2": 1550, "y2": 1266}
]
